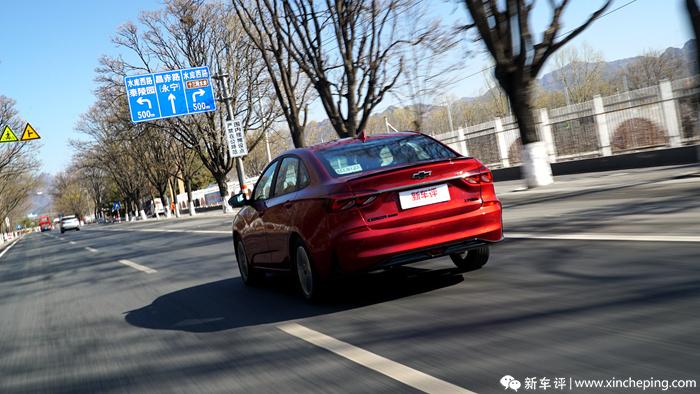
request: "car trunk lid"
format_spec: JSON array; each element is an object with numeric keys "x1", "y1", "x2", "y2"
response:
[{"x1": 343, "y1": 158, "x2": 486, "y2": 229}]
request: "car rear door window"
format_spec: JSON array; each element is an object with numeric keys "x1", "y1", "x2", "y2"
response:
[
  {"x1": 253, "y1": 161, "x2": 279, "y2": 200},
  {"x1": 273, "y1": 157, "x2": 300, "y2": 197}
]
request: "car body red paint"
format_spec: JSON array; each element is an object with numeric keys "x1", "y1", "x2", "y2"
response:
[{"x1": 231, "y1": 132, "x2": 503, "y2": 297}]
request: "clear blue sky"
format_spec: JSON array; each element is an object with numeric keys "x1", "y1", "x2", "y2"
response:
[{"x1": 0, "y1": 0, "x2": 693, "y2": 175}]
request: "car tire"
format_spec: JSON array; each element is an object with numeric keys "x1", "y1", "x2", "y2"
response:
[
  {"x1": 293, "y1": 242, "x2": 324, "y2": 301},
  {"x1": 76, "y1": 228, "x2": 80, "y2": 231},
  {"x1": 450, "y1": 246, "x2": 490, "y2": 270},
  {"x1": 236, "y1": 239, "x2": 262, "y2": 286}
]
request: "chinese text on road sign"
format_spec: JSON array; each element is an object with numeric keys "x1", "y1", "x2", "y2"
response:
[
  {"x1": 225, "y1": 119, "x2": 248, "y2": 158},
  {"x1": 124, "y1": 66, "x2": 216, "y2": 123}
]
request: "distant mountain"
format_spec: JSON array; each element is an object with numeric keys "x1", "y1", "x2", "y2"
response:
[
  {"x1": 27, "y1": 173, "x2": 53, "y2": 217},
  {"x1": 305, "y1": 40, "x2": 697, "y2": 138},
  {"x1": 539, "y1": 39, "x2": 696, "y2": 91}
]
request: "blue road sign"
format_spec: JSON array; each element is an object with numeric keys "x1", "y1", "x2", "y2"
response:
[{"x1": 125, "y1": 66, "x2": 216, "y2": 123}]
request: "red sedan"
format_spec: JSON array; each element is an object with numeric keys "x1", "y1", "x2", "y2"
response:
[{"x1": 230, "y1": 132, "x2": 503, "y2": 300}]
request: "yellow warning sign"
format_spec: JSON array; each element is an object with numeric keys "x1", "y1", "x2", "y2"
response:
[
  {"x1": 20, "y1": 123, "x2": 41, "y2": 141},
  {"x1": 1, "y1": 125, "x2": 19, "y2": 143}
]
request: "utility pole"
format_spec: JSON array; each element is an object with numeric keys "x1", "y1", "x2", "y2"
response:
[{"x1": 213, "y1": 66, "x2": 246, "y2": 205}]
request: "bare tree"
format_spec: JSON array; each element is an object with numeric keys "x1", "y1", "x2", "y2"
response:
[
  {"x1": 481, "y1": 70, "x2": 510, "y2": 118},
  {"x1": 0, "y1": 96, "x2": 40, "y2": 235},
  {"x1": 75, "y1": 87, "x2": 151, "y2": 220},
  {"x1": 619, "y1": 49, "x2": 686, "y2": 90},
  {"x1": 0, "y1": 173, "x2": 39, "y2": 235},
  {"x1": 394, "y1": 2, "x2": 462, "y2": 131},
  {"x1": 101, "y1": 0, "x2": 279, "y2": 211},
  {"x1": 553, "y1": 43, "x2": 610, "y2": 103},
  {"x1": 233, "y1": 0, "x2": 314, "y2": 148},
  {"x1": 277, "y1": 0, "x2": 417, "y2": 138},
  {"x1": 463, "y1": 0, "x2": 611, "y2": 187},
  {"x1": 51, "y1": 169, "x2": 93, "y2": 218},
  {"x1": 0, "y1": 96, "x2": 31, "y2": 176},
  {"x1": 130, "y1": 126, "x2": 177, "y2": 218},
  {"x1": 80, "y1": 165, "x2": 110, "y2": 220},
  {"x1": 169, "y1": 135, "x2": 205, "y2": 215}
]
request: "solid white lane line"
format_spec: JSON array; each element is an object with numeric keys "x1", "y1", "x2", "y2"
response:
[
  {"x1": 278, "y1": 323, "x2": 474, "y2": 394},
  {"x1": 85, "y1": 247, "x2": 98, "y2": 253},
  {"x1": 117, "y1": 259, "x2": 157, "y2": 274},
  {"x1": 507, "y1": 232, "x2": 700, "y2": 243},
  {"x1": 69, "y1": 241, "x2": 76, "y2": 245},
  {"x1": 0, "y1": 240, "x2": 19, "y2": 260}
]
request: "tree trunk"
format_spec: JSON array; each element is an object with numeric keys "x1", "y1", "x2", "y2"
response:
[
  {"x1": 291, "y1": 127, "x2": 305, "y2": 149},
  {"x1": 138, "y1": 198, "x2": 148, "y2": 221},
  {"x1": 687, "y1": 0, "x2": 700, "y2": 72},
  {"x1": 508, "y1": 81, "x2": 554, "y2": 188},
  {"x1": 158, "y1": 191, "x2": 171, "y2": 219},
  {"x1": 186, "y1": 178, "x2": 196, "y2": 216},
  {"x1": 169, "y1": 178, "x2": 180, "y2": 218},
  {"x1": 214, "y1": 174, "x2": 231, "y2": 213}
]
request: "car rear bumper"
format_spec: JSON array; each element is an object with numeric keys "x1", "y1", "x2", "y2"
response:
[{"x1": 330, "y1": 202, "x2": 502, "y2": 274}]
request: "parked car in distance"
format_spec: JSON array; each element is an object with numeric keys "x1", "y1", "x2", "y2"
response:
[
  {"x1": 229, "y1": 131, "x2": 503, "y2": 300},
  {"x1": 60, "y1": 215, "x2": 81, "y2": 233}
]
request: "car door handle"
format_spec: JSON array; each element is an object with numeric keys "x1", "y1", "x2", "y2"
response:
[{"x1": 283, "y1": 202, "x2": 293, "y2": 209}]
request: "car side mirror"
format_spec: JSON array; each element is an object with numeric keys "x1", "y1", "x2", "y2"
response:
[{"x1": 228, "y1": 192, "x2": 248, "y2": 208}]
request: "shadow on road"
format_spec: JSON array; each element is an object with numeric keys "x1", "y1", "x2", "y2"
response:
[{"x1": 125, "y1": 266, "x2": 465, "y2": 332}]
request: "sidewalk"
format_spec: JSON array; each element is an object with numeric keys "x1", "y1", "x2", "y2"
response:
[{"x1": 496, "y1": 163, "x2": 700, "y2": 207}]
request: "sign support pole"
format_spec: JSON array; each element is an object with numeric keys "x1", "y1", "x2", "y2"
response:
[{"x1": 215, "y1": 67, "x2": 246, "y2": 200}]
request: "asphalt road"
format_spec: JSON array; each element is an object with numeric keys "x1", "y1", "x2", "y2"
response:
[{"x1": 1, "y1": 165, "x2": 699, "y2": 393}]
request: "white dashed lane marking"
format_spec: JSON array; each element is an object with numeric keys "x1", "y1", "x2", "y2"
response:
[
  {"x1": 117, "y1": 259, "x2": 157, "y2": 274},
  {"x1": 278, "y1": 323, "x2": 475, "y2": 394}
]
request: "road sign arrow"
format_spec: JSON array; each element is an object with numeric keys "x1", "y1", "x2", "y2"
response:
[
  {"x1": 192, "y1": 89, "x2": 205, "y2": 103},
  {"x1": 136, "y1": 97, "x2": 152, "y2": 109},
  {"x1": 168, "y1": 93, "x2": 177, "y2": 113}
]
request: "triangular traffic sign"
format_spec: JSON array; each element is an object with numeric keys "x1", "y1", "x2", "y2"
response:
[
  {"x1": 1, "y1": 125, "x2": 19, "y2": 143},
  {"x1": 20, "y1": 123, "x2": 41, "y2": 141}
]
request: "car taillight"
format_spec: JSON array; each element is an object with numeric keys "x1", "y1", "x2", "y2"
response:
[
  {"x1": 463, "y1": 168, "x2": 493, "y2": 184},
  {"x1": 329, "y1": 194, "x2": 378, "y2": 211}
]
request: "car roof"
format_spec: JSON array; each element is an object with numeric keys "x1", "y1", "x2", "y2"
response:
[
  {"x1": 307, "y1": 131, "x2": 419, "y2": 152},
  {"x1": 278, "y1": 131, "x2": 422, "y2": 159}
]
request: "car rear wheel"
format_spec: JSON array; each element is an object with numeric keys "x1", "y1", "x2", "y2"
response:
[
  {"x1": 294, "y1": 243, "x2": 323, "y2": 301},
  {"x1": 236, "y1": 239, "x2": 261, "y2": 285},
  {"x1": 450, "y1": 246, "x2": 490, "y2": 270}
]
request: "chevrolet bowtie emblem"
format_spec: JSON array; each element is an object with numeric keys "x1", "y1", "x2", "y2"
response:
[{"x1": 411, "y1": 170, "x2": 432, "y2": 179}]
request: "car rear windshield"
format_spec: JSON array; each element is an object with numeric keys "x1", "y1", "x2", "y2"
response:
[{"x1": 317, "y1": 134, "x2": 457, "y2": 177}]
